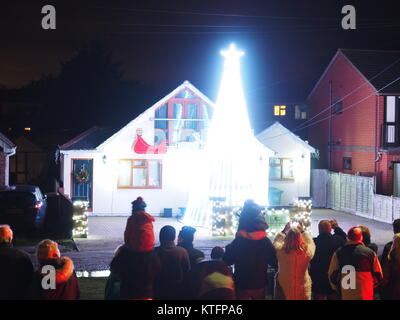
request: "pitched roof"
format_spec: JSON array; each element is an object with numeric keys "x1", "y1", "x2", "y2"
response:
[
  {"x1": 257, "y1": 122, "x2": 316, "y2": 153},
  {"x1": 60, "y1": 81, "x2": 215, "y2": 151},
  {"x1": 59, "y1": 126, "x2": 120, "y2": 150},
  {"x1": 96, "y1": 80, "x2": 215, "y2": 150},
  {"x1": 340, "y1": 49, "x2": 400, "y2": 94},
  {"x1": 0, "y1": 132, "x2": 16, "y2": 149},
  {"x1": 308, "y1": 49, "x2": 400, "y2": 99}
]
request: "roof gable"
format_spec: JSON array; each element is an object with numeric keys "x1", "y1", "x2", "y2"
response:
[
  {"x1": 0, "y1": 132, "x2": 16, "y2": 152},
  {"x1": 340, "y1": 49, "x2": 400, "y2": 94},
  {"x1": 308, "y1": 49, "x2": 400, "y2": 100},
  {"x1": 257, "y1": 122, "x2": 315, "y2": 153},
  {"x1": 60, "y1": 81, "x2": 215, "y2": 151}
]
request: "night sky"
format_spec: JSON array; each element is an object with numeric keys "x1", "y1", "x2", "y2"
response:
[{"x1": 1, "y1": 0, "x2": 400, "y2": 132}]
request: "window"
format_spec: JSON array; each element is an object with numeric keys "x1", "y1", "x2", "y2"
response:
[
  {"x1": 274, "y1": 105, "x2": 286, "y2": 116},
  {"x1": 155, "y1": 104, "x2": 168, "y2": 129},
  {"x1": 384, "y1": 96, "x2": 398, "y2": 146},
  {"x1": 175, "y1": 90, "x2": 197, "y2": 99},
  {"x1": 118, "y1": 159, "x2": 162, "y2": 189},
  {"x1": 343, "y1": 157, "x2": 352, "y2": 170},
  {"x1": 295, "y1": 105, "x2": 301, "y2": 119},
  {"x1": 154, "y1": 97, "x2": 211, "y2": 145},
  {"x1": 269, "y1": 158, "x2": 294, "y2": 180},
  {"x1": 333, "y1": 100, "x2": 343, "y2": 114}
]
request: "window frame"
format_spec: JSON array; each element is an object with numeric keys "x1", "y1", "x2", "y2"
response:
[
  {"x1": 333, "y1": 99, "x2": 343, "y2": 115},
  {"x1": 274, "y1": 105, "x2": 286, "y2": 116},
  {"x1": 117, "y1": 159, "x2": 162, "y2": 189},
  {"x1": 384, "y1": 96, "x2": 399, "y2": 147},
  {"x1": 342, "y1": 157, "x2": 352, "y2": 170},
  {"x1": 269, "y1": 157, "x2": 295, "y2": 181},
  {"x1": 153, "y1": 88, "x2": 211, "y2": 145}
]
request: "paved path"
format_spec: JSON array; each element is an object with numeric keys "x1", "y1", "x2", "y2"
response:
[{"x1": 19, "y1": 209, "x2": 395, "y2": 272}]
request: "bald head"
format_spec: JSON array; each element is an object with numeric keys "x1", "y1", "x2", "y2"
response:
[
  {"x1": 0, "y1": 225, "x2": 13, "y2": 244},
  {"x1": 318, "y1": 220, "x2": 332, "y2": 234},
  {"x1": 348, "y1": 226, "x2": 363, "y2": 242}
]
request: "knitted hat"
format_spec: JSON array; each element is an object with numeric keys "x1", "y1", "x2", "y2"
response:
[
  {"x1": 159, "y1": 225, "x2": 176, "y2": 243},
  {"x1": 238, "y1": 199, "x2": 268, "y2": 232},
  {"x1": 179, "y1": 226, "x2": 197, "y2": 243},
  {"x1": 36, "y1": 239, "x2": 61, "y2": 264},
  {"x1": 131, "y1": 196, "x2": 147, "y2": 213},
  {"x1": 124, "y1": 211, "x2": 155, "y2": 252}
]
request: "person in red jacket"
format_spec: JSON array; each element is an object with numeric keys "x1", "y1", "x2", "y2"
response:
[{"x1": 113, "y1": 199, "x2": 161, "y2": 299}]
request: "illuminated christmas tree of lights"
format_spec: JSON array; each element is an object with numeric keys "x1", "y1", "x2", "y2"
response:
[{"x1": 183, "y1": 44, "x2": 272, "y2": 228}]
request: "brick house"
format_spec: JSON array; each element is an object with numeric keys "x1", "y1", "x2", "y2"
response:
[
  {"x1": 0, "y1": 132, "x2": 16, "y2": 187},
  {"x1": 307, "y1": 49, "x2": 400, "y2": 196}
]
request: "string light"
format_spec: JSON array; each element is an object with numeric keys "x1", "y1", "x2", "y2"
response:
[
  {"x1": 209, "y1": 199, "x2": 312, "y2": 238},
  {"x1": 73, "y1": 200, "x2": 89, "y2": 238}
]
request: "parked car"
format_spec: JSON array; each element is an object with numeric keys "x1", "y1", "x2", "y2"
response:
[{"x1": 0, "y1": 185, "x2": 47, "y2": 236}]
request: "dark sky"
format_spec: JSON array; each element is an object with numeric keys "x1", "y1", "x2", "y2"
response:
[{"x1": 1, "y1": 0, "x2": 400, "y2": 130}]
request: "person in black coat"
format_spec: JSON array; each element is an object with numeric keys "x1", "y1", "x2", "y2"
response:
[
  {"x1": 381, "y1": 219, "x2": 400, "y2": 267},
  {"x1": 359, "y1": 225, "x2": 378, "y2": 253},
  {"x1": 380, "y1": 219, "x2": 400, "y2": 300},
  {"x1": 309, "y1": 219, "x2": 346, "y2": 300},
  {"x1": 0, "y1": 225, "x2": 34, "y2": 300},
  {"x1": 177, "y1": 226, "x2": 205, "y2": 267},
  {"x1": 223, "y1": 200, "x2": 277, "y2": 300},
  {"x1": 110, "y1": 210, "x2": 161, "y2": 299},
  {"x1": 154, "y1": 225, "x2": 190, "y2": 299}
]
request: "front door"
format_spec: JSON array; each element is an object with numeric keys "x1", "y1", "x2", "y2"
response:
[{"x1": 71, "y1": 159, "x2": 93, "y2": 210}]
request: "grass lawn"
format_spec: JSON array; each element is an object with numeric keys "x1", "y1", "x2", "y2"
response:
[{"x1": 78, "y1": 277, "x2": 107, "y2": 300}]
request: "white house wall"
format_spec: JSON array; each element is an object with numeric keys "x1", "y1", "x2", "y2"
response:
[
  {"x1": 62, "y1": 100, "x2": 204, "y2": 216},
  {"x1": 257, "y1": 125, "x2": 313, "y2": 205}
]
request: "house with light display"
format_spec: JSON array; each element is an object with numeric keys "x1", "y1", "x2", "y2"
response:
[
  {"x1": 59, "y1": 80, "x2": 315, "y2": 215},
  {"x1": 59, "y1": 81, "x2": 216, "y2": 215}
]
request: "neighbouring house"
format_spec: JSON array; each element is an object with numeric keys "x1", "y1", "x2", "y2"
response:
[
  {"x1": 257, "y1": 122, "x2": 316, "y2": 205},
  {"x1": 9, "y1": 135, "x2": 48, "y2": 186},
  {"x1": 0, "y1": 132, "x2": 16, "y2": 187},
  {"x1": 59, "y1": 81, "x2": 216, "y2": 215},
  {"x1": 307, "y1": 48, "x2": 400, "y2": 196},
  {"x1": 266, "y1": 102, "x2": 309, "y2": 140}
]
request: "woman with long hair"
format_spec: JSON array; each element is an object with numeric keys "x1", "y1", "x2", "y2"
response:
[
  {"x1": 382, "y1": 233, "x2": 400, "y2": 299},
  {"x1": 273, "y1": 222, "x2": 315, "y2": 300}
]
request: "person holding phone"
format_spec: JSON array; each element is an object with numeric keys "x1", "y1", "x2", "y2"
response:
[{"x1": 273, "y1": 222, "x2": 315, "y2": 300}]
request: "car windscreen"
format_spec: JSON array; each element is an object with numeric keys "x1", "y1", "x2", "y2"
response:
[{"x1": 0, "y1": 191, "x2": 36, "y2": 207}]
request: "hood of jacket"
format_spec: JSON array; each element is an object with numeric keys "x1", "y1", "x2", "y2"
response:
[
  {"x1": 40, "y1": 257, "x2": 75, "y2": 284},
  {"x1": 236, "y1": 230, "x2": 267, "y2": 240}
]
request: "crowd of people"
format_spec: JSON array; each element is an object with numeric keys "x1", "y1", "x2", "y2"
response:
[{"x1": 1, "y1": 196, "x2": 400, "y2": 300}]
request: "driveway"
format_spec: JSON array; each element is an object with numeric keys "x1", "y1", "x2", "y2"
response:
[{"x1": 17, "y1": 209, "x2": 395, "y2": 272}]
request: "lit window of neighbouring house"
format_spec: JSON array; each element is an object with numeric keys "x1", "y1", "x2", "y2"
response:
[
  {"x1": 269, "y1": 157, "x2": 294, "y2": 180},
  {"x1": 343, "y1": 157, "x2": 352, "y2": 170},
  {"x1": 274, "y1": 105, "x2": 286, "y2": 116},
  {"x1": 117, "y1": 159, "x2": 162, "y2": 189}
]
